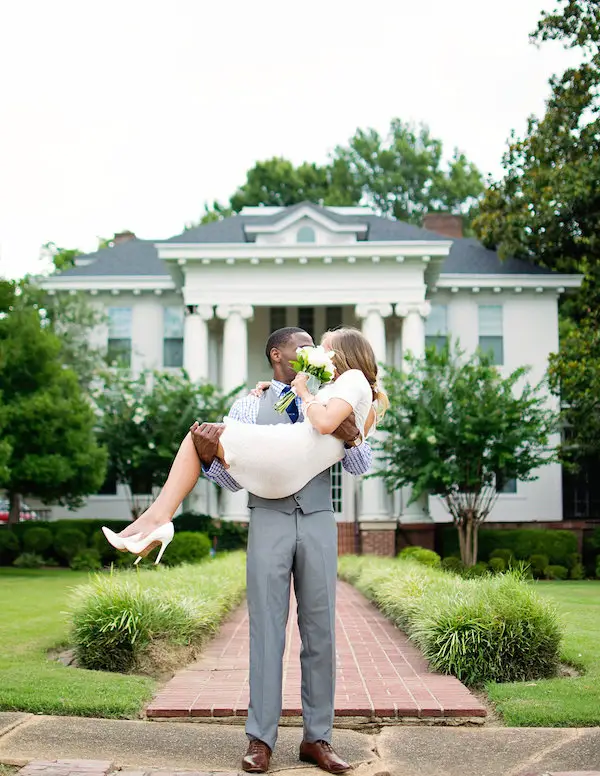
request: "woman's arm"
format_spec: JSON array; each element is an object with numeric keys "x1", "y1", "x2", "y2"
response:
[{"x1": 292, "y1": 373, "x2": 354, "y2": 435}]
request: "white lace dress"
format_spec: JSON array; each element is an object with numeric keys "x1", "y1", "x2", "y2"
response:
[{"x1": 219, "y1": 369, "x2": 374, "y2": 499}]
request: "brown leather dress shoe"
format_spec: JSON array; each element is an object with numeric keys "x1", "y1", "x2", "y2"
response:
[
  {"x1": 299, "y1": 740, "x2": 351, "y2": 773},
  {"x1": 242, "y1": 738, "x2": 272, "y2": 773}
]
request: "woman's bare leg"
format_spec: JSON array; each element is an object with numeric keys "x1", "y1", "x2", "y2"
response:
[{"x1": 118, "y1": 431, "x2": 201, "y2": 540}]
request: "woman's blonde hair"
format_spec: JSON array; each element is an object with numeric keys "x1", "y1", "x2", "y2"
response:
[{"x1": 322, "y1": 327, "x2": 389, "y2": 419}]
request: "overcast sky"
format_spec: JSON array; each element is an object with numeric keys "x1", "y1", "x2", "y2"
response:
[{"x1": 0, "y1": 0, "x2": 579, "y2": 280}]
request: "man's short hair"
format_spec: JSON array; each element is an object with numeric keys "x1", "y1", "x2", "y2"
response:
[{"x1": 265, "y1": 327, "x2": 306, "y2": 365}]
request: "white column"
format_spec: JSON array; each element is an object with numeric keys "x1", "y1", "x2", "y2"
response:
[
  {"x1": 184, "y1": 305, "x2": 213, "y2": 382},
  {"x1": 355, "y1": 303, "x2": 393, "y2": 521},
  {"x1": 395, "y1": 301, "x2": 434, "y2": 524},
  {"x1": 215, "y1": 304, "x2": 254, "y2": 522},
  {"x1": 216, "y1": 304, "x2": 254, "y2": 392}
]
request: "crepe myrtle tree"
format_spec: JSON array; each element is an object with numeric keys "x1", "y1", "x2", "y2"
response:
[
  {"x1": 92, "y1": 368, "x2": 238, "y2": 518},
  {"x1": 374, "y1": 341, "x2": 559, "y2": 566}
]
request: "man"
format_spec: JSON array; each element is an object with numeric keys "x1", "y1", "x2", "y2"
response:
[{"x1": 191, "y1": 327, "x2": 371, "y2": 774}]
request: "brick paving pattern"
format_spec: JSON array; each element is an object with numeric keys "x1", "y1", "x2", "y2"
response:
[{"x1": 147, "y1": 580, "x2": 487, "y2": 719}]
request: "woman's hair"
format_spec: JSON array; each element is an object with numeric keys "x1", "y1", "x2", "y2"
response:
[{"x1": 322, "y1": 327, "x2": 389, "y2": 418}]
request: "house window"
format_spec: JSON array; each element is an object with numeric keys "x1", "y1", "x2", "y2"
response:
[
  {"x1": 297, "y1": 226, "x2": 316, "y2": 243},
  {"x1": 500, "y1": 479, "x2": 517, "y2": 494},
  {"x1": 163, "y1": 307, "x2": 184, "y2": 367},
  {"x1": 478, "y1": 305, "x2": 504, "y2": 365},
  {"x1": 325, "y1": 306, "x2": 343, "y2": 332},
  {"x1": 331, "y1": 461, "x2": 343, "y2": 513},
  {"x1": 270, "y1": 307, "x2": 287, "y2": 332},
  {"x1": 425, "y1": 304, "x2": 448, "y2": 350},
  {"x1": 298, "y1": 307, "x2": 315, "y2": 338},
  {"x1": 107, "y1": 307, "x2": 132, "y2": 367}
]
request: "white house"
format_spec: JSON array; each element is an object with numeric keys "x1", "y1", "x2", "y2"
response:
[{"x1": 40, "y1": 203, "x2": 582, "y2": 553}]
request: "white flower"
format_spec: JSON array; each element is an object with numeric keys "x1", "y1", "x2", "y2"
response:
[
  {"x1": 133, "y1": 408, "x2": 145, "y2": 425},
  {"x1": 427, "y1": 435, "x2": 437, "y2": 445},
  {"x1": 306, "y1": 346, "x2": 334, "y2": 369},
  {"x1": 409, "y1": 431, "x2": 418, "y2": 440},
  {"x1": 148, "y1": 442, "x2": 156, "y2": 450}
]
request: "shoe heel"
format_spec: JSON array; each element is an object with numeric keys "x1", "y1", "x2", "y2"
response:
[{"x1": 154, "y1": 539, "x2": 171, "y2": 565}]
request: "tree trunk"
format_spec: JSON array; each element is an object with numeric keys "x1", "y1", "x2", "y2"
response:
[
  {"x1": 457, "y1": 513, "x2": 478, "y2": 566},
  {"x1": 8, "y1": 492, "x2": 21, "y2": 525}
]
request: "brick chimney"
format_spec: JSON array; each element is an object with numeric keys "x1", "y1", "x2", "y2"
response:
[
  {"x1": 422, "y1": 213, "x2": 463, "y2": 239},
  {"x1": 113, "y1": 230, "x2": 136, "y2": 245}
]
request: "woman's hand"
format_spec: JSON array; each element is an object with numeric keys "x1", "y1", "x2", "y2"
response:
[
  {"x1": 291, "y1": 372, "x2": 312, "y2": 400},
  {"x1": 249, "y1": 381, "x2": 271, "y2": 397}
]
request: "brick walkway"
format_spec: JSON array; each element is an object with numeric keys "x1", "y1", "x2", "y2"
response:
[{"x1": 147, "y1": 580, "x2": 486, "y2": 720}]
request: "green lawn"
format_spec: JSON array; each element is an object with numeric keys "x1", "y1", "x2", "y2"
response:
[
  {"x1": 0, "y1": 568, "x2": 155, "y2": 718},
  {"x1": 485, "y1": 580, "x2": 600, "y2": 726}
]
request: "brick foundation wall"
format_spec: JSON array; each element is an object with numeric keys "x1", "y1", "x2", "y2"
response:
[
  {"x1": 337, "y1": 522, "x2": 358, "y2": 555},
  {"x1": 360, "y1": 528, "x2": 396, "y2": 557}
]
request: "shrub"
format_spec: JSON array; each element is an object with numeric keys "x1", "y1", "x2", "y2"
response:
[
  {"x1": 0, "y1": 530, "x2": 20, "y2": 564},
  {"x1": 13, "y1": 552, "x2": 45, "y2": 568},
  {"x1": 569, "y1": 563, "x2": 586, "y2": 580},
  {"x1": 70, "y1": 549, "x2": 103, "y2": 571},
  {"x1": 545, "y1": 564, "x2": 569, "y2": 580},
  {"x1": 441, "y1": 556, "x2": 464, "y2": 574},
  {"x1": 441, "y1": 526, "x2": 578, "y2": 566},
  {"x1": 23, "y1": 527, "x2": 54, "y2": 555},
  {"x1": 174, "y1": 511, "x2": 247, "y2": 551},
  {"x1": 565, "y1": 552, "x2": 582, "y2": 570},
  {"x1": 161, "y1": 532, "x2": 211, "y2": 566},
  {"x1": 408, "y1": 549, "x2": 441, "y2": 568},
  {"x1": 91, "y1": 530, "x2": 120, "y2": 564},
  {"x1": 489, "y1": 548, "x2": 514, "y2": 565},
  {"x1": 70, "y1": 551, "x2": 246, "y2": 672},
  {"x1": 54, "y1": 529, "x2": 88, "y2": 563},
  {"x1": 463, "y1": 561, "x2": 489, "y2": 578},
  {"x1": 488, "y1": 557, "x2": 506, "y2": 574},
  {"x1": 399, "y1": 546, "x2": 425, "y2": 558},
  {"x1": 529, "y1": 554, "x2": 550, "y2": 579},
  {"x1": 596, "y1": 556, "x2": 600, "y2": 579},
  {"x1": 338, "y1": 555, "x2": 562, "y2": 687}
]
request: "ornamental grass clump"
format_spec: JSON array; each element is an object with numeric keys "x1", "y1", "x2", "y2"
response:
[
  {"x1": 70, "y1": 551, "x2": 246, "y2": 673},
  {"x1": 337, "y1": 555, "x2": 562, "y2": 687}
]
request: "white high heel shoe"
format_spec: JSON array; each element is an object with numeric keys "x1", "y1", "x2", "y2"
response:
[
  {"x1": 102, "y1": 526, "x2": 144, "y2": 551},
  {"x1": 122, "y1": 521, "x2": 175, "y2": 566}
]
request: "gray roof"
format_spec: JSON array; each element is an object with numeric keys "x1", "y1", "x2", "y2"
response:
[
  {"x1": 53, "y1": 203, "x2": 556, "y2": 279},
  {"x1": 57, "y1": 238, "x2": 169, "y2": 278}
]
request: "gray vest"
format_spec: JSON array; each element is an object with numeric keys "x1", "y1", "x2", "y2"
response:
[{"x1": 247, "y1": 386, "x2": 333, "y2": 515}]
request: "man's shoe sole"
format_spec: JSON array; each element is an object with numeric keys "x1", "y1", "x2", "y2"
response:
[{"x1": 299, "y1": 754, "x2": 351, "y2": 773}]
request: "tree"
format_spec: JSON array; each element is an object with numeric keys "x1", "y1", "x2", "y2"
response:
[
  {"x1": 548, "y1": 315, "x2": 600, "y2": 461},
  {"x1": 333, "y1": 119, "x2": 484, "y2": 224},
  {"x1": 92, "y1": 369, "x2": 237, "y2": 517},
  {"x1": 193, "y1": 119, "x2": 484, "y2": 227},
  {"x1": 473, "y1": 0, "x2": 600, "y2": 321},
  {"x1": 0, "y1": 299, "x2": 107, "y2": 523},
  {"x1": 42, "y1": 242, "x2": 81, "y2": 272},
  {"x1": 375, "y1": 343, "x2": 559, "y2": 566}
]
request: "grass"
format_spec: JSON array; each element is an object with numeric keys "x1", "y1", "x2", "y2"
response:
[
  {"x1": 0, "y1": 567, "x2": 155, "y2": 717},
  {"x1": 485, "y1": 580, "x2": 600, "y2": 726}
]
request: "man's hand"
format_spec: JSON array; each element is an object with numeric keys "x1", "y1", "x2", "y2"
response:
[
  {"x1": 331, "y1": 412, "x2": 361, "y2": 445},
  {"x1": 190, "y1": 421, "x2": 226, "y2": 467}
]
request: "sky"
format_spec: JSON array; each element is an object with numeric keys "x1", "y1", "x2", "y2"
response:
[{"x1": 0, "y1": 0, "x2": 580, "y2": 280}]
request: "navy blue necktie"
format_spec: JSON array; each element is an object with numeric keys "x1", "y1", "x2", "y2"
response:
[{"x1": 280, "y1": 385, "x2": 299, "y2": 423}]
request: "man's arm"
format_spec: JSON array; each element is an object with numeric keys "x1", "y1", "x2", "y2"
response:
[
  {"x1": 192, "y1": 396, "x2": 257, "y2": 492},
  {"x1": 341, "y1": 439, "x2": 372, "y2": 475},
  {"x1": 329, "y1": 411, "x2": 373, "y2": 476}
]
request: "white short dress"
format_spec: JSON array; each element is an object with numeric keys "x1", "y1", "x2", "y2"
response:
[{"x1": 219, "y1": 369, "x2": 374, "y2": 499}]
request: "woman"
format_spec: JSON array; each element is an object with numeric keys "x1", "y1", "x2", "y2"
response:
[{"x1": 103, "y1": 327, "x2": 387, "y2": 563}]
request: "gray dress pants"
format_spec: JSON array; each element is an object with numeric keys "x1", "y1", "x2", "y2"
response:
[{"x1": 245, "y1": 506, "x2": 338, "y2": 751}]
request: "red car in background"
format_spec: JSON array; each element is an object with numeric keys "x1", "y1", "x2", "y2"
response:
[{"x1": 0, "y1": 499, "x2": 38, "y2": 524}]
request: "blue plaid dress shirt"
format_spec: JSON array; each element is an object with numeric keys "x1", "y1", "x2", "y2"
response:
[{"x1": 202, "y1": 379, "x2": 372, "y2": 492}]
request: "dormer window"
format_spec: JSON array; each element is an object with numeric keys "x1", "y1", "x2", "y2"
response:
[{"x1": 297, "y1": 226, "x2": 316, "y2": 243}]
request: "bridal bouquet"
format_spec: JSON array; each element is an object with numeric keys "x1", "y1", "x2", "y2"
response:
[{"x1": 274, "y1": 345, "x2": 335, "y2": 414}]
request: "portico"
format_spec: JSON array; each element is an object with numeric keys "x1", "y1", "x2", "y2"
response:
[{"x1": 157, "y1": 205, "x2": 452, "y2": 528}]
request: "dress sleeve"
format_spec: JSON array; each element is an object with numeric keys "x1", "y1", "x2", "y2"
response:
[{"x1": 324, "y1": 370, "x2": 371, "y2": 411}]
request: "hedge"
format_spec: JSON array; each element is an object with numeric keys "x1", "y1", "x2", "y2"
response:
[
  {"x1": 338, "y1": 555, "x2": 563, "y2": 687},
  {"x1": 440, "y1": 526, "x2": 578, "y2": 565},
  {"x1": 70, "y1": 551, "x2": 247, "y2": 672}
]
